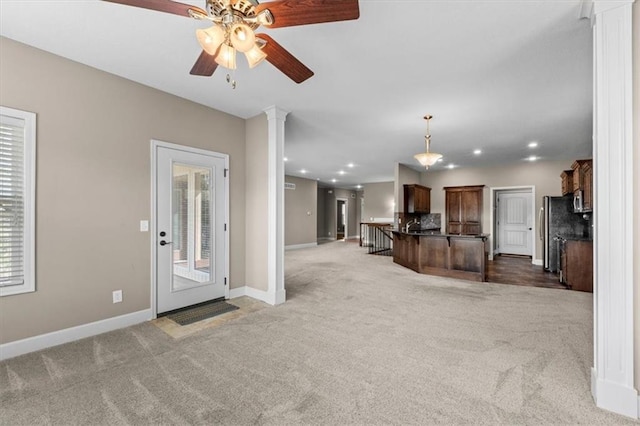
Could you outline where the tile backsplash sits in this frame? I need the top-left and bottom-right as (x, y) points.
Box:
(421, 213), (441, 230)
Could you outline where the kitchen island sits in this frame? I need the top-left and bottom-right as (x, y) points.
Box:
(392, 231), (489, 282)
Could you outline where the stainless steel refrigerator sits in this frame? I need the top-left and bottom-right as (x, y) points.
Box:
(539, 196), (588, 272)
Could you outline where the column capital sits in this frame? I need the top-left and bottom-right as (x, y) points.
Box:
(263, 105), (289, 122)
(592, 0), (634, 16)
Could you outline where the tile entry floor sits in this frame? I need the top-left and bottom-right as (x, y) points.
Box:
(153, 296), (268, 339)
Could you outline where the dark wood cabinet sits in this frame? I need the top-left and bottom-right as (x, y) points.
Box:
(393, 232), (488, 282)
(571, 159), (593, 212)
(444, 185), (484, 235)
(582, 162), (593, 211)
(564, 240), (593, 292)
(393, 232), (419, 270)
(560, 170), (574, 196)
(404, 184), (431, 214)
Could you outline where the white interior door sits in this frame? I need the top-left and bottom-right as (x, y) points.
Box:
(155, 144), (227, 314)
(496, 191), (532, 256)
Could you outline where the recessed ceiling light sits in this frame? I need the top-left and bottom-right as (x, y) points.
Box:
(528, 142), (538, 148)
(473, 149), (482, 155)
(447, 164), (455, 169)
(300, 169), (307, 174)
(528, 155), (538, 162)
(437, 158), (444, 162)
(331, 178), (337, 183)
(356, 184), (362, 189)
(347, 163), (355, 168)
(283, 157), (288, 162)
(338, 170), (345, 175)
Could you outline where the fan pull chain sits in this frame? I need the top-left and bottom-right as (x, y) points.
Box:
(225, 73), (237, 90)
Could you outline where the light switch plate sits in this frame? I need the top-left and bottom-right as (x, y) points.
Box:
(140, 220), (149, 232)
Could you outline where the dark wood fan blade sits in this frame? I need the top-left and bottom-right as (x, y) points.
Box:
(190, 50), (219, 76)
(102, 0), (206, 18)
(256, 34), (314, 83)
(255, 0), (359, 28)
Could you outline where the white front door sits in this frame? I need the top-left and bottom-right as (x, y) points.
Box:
(496, 191), (532, 256)
(154, 143), (227, 314)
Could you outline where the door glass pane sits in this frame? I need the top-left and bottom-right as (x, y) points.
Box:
(171, 163), (214, 291)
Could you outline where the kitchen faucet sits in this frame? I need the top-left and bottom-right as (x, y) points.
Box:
(404, 218), (419, 232)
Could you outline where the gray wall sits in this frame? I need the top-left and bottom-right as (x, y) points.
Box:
(420, 159), (572, 262)
(355, 190), (364, 225)
(318, 187), (358, 239)
(336, 188), (358, 238)
(362, 182), (395, 222)
(0, 37), (247, 344)
(316, 187), (327, 239)
(245, 114), (268, 291)
(284, 175), (317, 246)
(395, 163), (422, 214)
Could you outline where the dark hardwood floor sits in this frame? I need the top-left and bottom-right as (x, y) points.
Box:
(487, 254), (567, 289)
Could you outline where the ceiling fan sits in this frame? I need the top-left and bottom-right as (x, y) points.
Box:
(103, 0), (360, 84)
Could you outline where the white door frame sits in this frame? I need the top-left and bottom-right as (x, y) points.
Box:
(150, 139), (230, 318)
(335, 197), (348, 239)
(489, 186), (536, 264)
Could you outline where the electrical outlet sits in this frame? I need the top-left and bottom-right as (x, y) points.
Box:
(112, 290), (123, 304)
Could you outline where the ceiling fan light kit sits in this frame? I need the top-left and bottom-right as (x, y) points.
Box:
(230, 23), (256, 52)
(103, 0), (360, 84)
(214, 43), (237, 69)
(195, 26), (225, 55)
(414, 115), (443, 169)
(245, 42), (268, 68)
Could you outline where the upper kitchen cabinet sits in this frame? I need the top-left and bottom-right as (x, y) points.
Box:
(404, 184), (431, 214)
(444, 185), (484, 235)
(560, 170), (574, 196)
(571, 159), (593, 212)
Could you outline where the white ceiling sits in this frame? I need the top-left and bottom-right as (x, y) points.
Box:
(0, 0), (593, 188)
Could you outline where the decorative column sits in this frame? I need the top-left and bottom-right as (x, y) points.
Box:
(590, 0), (638, 419)
(264, 106), (288, 305)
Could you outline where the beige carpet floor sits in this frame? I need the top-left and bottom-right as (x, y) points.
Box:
(1, 241), (638, 425)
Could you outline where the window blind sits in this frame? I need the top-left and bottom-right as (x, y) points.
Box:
(0, 117), (26, 287)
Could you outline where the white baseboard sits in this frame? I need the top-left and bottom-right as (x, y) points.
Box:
(229, 286), (285, 306)
(532, 258), (542, 266)
(285, 242), (317, 251)
(0, 309), (152, 361)
(591, 368), (639, 418)
(228, 286), (246, 299)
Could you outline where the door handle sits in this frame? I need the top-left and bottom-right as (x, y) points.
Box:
(538, 208), (544, 241)
(159, 240), (173, 246)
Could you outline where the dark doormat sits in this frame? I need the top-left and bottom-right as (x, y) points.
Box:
(164, 300), (239, 326)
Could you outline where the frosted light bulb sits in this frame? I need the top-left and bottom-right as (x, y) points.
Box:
(214, 43), (237, 70)
(230, 23), (256, 53)
(196, 26), (224, 56)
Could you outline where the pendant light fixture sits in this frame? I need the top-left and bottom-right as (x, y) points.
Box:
(414, 115), (443, 169)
